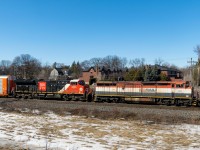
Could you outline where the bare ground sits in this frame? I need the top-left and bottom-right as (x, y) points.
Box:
(0, 98), (200, 124)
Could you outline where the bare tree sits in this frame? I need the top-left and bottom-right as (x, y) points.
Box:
(38, 63), (52, 80)
(80, 56), (127, 71)
(12, 54), (41, 79)
(90, 58), (103, 67)
(194, 45), (200, 62)
(120, 57), (128, 69)
(129, 58), (145, 68)
(102, 56), (113, 68)
(80, 60), (91, 70)
(101, 55), (127, 69)
(155, 58), (164, 66)
(0, 60), (11, 74)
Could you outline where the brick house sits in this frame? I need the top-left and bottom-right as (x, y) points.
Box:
(80, 66), (125, 84)
(157, 66), (182, 80)
(80, 65), (182, 83)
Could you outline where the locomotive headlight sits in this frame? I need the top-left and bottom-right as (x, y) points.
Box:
(79, 88), (83, 92)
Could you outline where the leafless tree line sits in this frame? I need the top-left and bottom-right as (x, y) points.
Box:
(0, 53), (180, 80)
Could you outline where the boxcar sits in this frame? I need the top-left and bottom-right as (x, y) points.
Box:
(0, 75), (16, 97)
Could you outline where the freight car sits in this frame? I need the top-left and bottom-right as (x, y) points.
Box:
(0, 75), (15, 97)
(94, 80), (194, 106)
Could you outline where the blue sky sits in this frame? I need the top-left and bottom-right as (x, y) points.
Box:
(0, 0), (200, 67)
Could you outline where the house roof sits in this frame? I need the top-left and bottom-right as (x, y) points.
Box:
(55, 68), (64, 75)
(151, 65), (181, 73)
(83, 66), (124, 73)
(82, 67), (101, 72)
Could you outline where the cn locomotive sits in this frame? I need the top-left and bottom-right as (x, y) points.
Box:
(14, 78), (93, 101)
(0, 75), (198, 106)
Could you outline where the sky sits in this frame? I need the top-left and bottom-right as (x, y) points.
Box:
(0, 0), (200, 68)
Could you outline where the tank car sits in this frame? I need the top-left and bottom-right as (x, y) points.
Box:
(94, 80), (193, 106)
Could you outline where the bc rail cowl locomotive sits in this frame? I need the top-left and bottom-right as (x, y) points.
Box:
(94, 80), (193, 106)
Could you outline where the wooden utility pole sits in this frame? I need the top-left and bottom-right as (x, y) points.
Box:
(187, 58), (197, 85)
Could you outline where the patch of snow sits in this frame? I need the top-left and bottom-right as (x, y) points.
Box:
(0, 110), (200, 149)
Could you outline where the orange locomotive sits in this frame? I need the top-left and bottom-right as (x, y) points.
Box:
(58, 79), (93, 101)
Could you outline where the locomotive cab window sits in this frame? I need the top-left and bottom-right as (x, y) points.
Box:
(78, 80), (85, 86)
(176, 84), (184, 88)
(70, 82), (77, 85)
(185, 81), (190, 87)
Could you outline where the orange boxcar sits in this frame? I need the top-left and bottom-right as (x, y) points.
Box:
(0, 75), (16, 97)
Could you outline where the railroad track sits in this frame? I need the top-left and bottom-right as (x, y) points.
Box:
(0, 97), (199, 111)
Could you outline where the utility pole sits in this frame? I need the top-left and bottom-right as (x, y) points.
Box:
(187, 58), (197, 86)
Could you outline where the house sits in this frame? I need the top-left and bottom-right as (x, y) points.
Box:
(49, 68), (69, 80)
(157, 65), (182, 80)
(80, 66), (125, 84)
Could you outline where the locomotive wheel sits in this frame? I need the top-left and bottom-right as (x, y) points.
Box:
(166, 101), (171, 106)
(63, 95), (69, 101)
(175, 100), (181, 106)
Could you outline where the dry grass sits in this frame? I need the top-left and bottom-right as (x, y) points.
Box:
(1, 99), (200, 126)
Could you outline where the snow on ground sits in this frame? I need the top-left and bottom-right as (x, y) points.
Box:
(0, 108), (200, 150)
